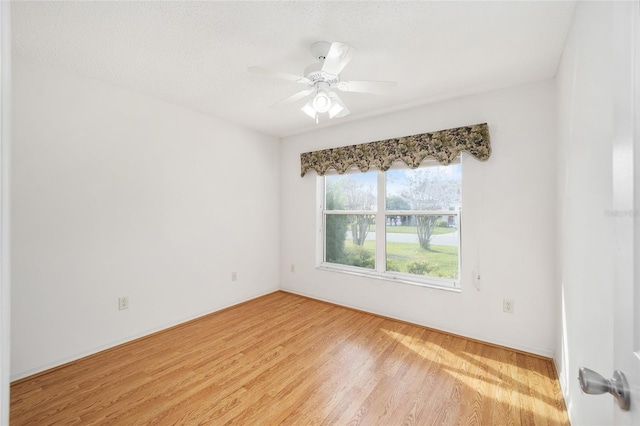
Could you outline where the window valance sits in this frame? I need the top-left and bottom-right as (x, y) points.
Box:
(300, 123), (491, 177)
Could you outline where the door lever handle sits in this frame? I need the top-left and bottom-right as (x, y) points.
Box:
(578, 367), (630, 411)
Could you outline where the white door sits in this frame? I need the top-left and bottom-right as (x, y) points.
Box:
(0, 2), (8, 424)
(612, 0), (640, 423)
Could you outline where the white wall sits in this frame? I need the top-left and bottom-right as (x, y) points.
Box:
(555, 2), (615, 424)
(280, 80), (557, 356)
(11, 57), (280, 380)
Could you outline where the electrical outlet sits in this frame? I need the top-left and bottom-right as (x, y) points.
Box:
(119, 296), (129, 311)
(231, 272), (237, 281)
(291, 264), (295, 273)
(503, 298), (514, 313)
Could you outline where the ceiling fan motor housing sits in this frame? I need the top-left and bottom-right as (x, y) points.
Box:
(305, 41), (342, 88)
(304, 62), (339, 87)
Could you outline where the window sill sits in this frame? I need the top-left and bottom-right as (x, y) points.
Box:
(316, 265), (462, 293)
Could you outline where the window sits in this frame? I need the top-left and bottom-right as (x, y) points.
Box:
(321, 161), (462, 289)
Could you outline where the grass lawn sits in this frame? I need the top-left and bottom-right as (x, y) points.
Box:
(343, 239), (458, 279)
(386, 242), (458, 279)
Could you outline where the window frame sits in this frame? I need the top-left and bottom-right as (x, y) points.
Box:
(317, 161), (462, 291)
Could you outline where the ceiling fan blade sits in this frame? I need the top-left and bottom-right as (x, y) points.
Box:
(248, 66), (311, 85)
(270, 89), (314, 109)
(338, 80), (399, 94)
(321, 42), (355, 76)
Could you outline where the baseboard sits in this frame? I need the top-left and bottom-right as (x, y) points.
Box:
(280, 288), (555, 359)
(10, 288), (280, 383)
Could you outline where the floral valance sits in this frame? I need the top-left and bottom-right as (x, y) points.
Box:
(300, 123), (491, 177)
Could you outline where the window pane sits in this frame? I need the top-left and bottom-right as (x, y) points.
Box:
(386, 214), (459, 279)
(386, 165), (461, 281)
(325, 214), (375, 269)
(386, 165), (461, 211)
(326, 172), (377, 211)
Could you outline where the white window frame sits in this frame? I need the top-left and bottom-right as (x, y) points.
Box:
(316, 161), (462, 291)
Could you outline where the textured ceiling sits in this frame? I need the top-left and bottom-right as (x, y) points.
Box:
(11, 1), (576, 137)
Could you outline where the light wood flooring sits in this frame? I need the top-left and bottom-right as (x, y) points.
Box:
(11, 291), (569, 425)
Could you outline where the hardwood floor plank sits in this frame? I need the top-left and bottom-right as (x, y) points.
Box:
(389, 330), (450, 424)
(10, 291), (569, 425)
(456, 340), (488, 426)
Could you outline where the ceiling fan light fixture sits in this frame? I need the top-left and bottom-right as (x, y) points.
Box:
(312, 90), (332, 113)
(301, 100), (317, 119)
(328, 93), (349, 119)
(328, 101), (344, 119)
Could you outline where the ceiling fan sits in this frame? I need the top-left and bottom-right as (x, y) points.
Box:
(248, 41), (398, 122)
